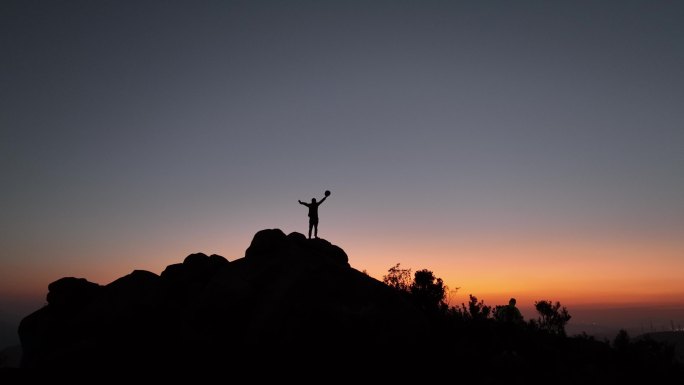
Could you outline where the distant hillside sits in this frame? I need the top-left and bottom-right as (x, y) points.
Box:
(639, 331), (684, 362)
(0, 314), (20, 350)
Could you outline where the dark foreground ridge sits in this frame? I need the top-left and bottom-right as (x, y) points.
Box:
(18, 229), (428, 368)
(15, 230), (684, 380)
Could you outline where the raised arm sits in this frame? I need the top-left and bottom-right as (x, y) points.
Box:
(318, 196), (327, 205)
(298, 200), (309, 207)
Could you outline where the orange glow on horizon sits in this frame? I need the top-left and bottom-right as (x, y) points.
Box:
(2, 229), (683, 316)
(347, 233), (684, 309)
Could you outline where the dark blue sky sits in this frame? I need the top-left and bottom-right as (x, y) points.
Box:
(2, 1), (683, 315)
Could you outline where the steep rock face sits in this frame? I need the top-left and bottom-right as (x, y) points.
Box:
(18, 230), (428, 368)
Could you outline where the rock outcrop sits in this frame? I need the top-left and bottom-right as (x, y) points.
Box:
(18, 229), (428, 368)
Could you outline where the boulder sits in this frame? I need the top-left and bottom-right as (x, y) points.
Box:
(18, 229), (427, 368)
(46, 277), (102, 311)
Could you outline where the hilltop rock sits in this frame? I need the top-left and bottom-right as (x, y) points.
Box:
(18, 230), (427, 368)
(46, 277), (102, 311)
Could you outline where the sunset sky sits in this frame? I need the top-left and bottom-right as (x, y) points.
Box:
(2, 1), (683, 327)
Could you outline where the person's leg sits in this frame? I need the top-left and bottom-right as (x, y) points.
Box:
(314, 223), (318, 238)
(308, 222), (313, 239)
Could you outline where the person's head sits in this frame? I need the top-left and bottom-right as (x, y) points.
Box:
(311, 198), (316, 203)
(509, 298), (517, 306)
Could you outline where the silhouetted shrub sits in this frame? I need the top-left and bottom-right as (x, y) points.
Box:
(382, 263), (412, 293)
(531, 300), (571, 336)
(614, 329), (630, 350)
(410, 269), (448, 314)
(383, 265), (448, 315)
(457, 295), (492, 321)
(378, 264), (683, 380)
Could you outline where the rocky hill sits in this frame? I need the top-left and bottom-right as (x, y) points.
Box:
(18, 229), (428, 368)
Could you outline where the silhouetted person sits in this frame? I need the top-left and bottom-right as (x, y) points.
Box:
(298, 195), (328, 239)
(496, 297), (523, 323)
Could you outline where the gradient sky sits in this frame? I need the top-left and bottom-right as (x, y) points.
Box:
(2, 1), (683, 324)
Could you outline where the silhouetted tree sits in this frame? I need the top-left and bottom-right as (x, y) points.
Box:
(410, 269), (448, 313)
(458, 295), (491, 321)
(531, 300), (571, 335)
(382, 263), (412, 293)
(378, 265), (683, 380)
(613, 329), (630, 350)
